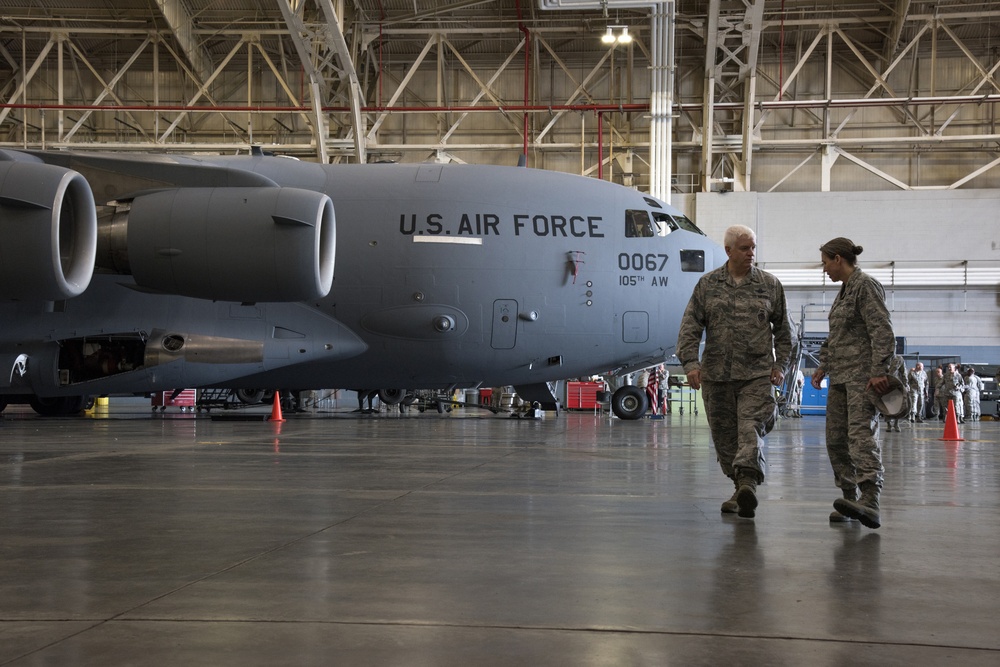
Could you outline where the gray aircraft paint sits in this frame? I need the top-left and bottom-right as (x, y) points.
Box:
(0, 150), (723, 417)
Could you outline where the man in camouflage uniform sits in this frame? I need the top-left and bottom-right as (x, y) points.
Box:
(677, 225), (793, 519)
(931, 366), (946, 420)
(907, 362), (927, 423)
(942, 363), (965, 423)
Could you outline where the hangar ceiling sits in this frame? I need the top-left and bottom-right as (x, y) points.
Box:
(2, 0), (1000, 194)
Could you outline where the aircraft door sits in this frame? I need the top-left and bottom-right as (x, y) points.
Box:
(491, 299), (518, 349)
(623, 311), (649, 343)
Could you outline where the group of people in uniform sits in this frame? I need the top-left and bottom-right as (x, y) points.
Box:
(677, 226), (900, 530)
(909, 363), (987, 424)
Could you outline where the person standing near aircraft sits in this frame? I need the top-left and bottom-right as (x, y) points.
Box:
(677, 225), (793, 519)
(811, 238), (897, 529)
(965, 368), (984, 421)
(907, 362), (927, 423)
(942, 363), (966, 423)
(656, 364), (670, 415)
(931, 366), (946, 419)
(789, 368), (805, 417)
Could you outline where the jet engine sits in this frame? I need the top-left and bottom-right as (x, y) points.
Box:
(0, 161), (97, 300)
(98, 186), (335, 302)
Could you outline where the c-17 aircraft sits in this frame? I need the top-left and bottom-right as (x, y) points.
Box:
(0, 148), (722, 419)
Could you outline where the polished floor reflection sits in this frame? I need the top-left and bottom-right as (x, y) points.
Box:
(1, 403), (998, 666)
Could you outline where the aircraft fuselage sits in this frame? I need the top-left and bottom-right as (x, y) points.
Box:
(0, 152), (722, 406)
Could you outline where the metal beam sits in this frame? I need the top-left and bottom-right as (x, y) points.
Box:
(315, 0), (367, 162)
(153, 0), (215, 82)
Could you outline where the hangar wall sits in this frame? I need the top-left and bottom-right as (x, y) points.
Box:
(675, 190), (1000, 362)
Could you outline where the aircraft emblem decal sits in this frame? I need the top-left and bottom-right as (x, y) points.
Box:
(10, 353), (28, 383)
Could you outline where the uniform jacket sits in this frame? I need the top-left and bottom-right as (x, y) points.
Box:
(942, 370), (965, 394)
(676, 263), (793, 382)
(907, 369), (928, 393)
(818, 268), (897, 385)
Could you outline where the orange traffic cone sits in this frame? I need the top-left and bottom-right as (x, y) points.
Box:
(269, 390), (285, 422)
(940, 399), (963, 441)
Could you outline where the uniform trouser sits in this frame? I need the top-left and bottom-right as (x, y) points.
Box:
(701, 377), (776, 484)
(826, 382), (884, 491)
(789, 387), (803, 414)
(968, 396), (981, 420)
(908, 390), (924, 420)
(950, 390), (964, 418)
(937, 393), (951, 419)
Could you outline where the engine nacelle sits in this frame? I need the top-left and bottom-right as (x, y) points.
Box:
(101, 187), (335, 302)
(0, 161), (97, 300)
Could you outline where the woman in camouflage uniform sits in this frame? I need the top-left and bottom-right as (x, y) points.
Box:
(811, 238), (898, 529)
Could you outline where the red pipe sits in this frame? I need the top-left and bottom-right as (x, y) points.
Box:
(0, 102), (651, 113)
(8, 94), (990, 113)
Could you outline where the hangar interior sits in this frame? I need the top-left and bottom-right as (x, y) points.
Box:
(1, 2), (1000, 666)
(1, 0), (997, 360)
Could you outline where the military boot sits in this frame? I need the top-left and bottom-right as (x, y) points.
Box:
(735, 474), (758, 518)
(829, 487), (858, 523)
(721, 481), (739, 514)
(833, 481), (881, 529)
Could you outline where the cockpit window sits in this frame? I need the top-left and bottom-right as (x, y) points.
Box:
(652, 212), (678, 233)
(671, 214), (705, 235)
(627, 209), (706, 238)
(625, 209), (656, 238)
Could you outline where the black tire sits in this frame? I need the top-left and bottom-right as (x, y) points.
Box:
(378, 388), (406, 405)
(235, 388), (266, 405)
(29, 395), (88, 416)
(611, 386), (649, 420)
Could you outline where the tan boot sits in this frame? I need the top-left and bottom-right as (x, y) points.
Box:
(721, 483), (739, 514)
(829, 487), (858, 523)
(833, 481), (881, 529)
(735, 475), (758, 518)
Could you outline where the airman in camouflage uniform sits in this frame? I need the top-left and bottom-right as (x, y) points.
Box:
(942, 363), (965, 423)
(677, 225), (793, 520)
(907, 362), (927, 423)
(965, 368), (984, 421)
(812, 238), (897, 529)
(931, 367), (946, 419)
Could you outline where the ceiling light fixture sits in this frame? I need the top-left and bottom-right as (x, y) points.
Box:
(601, 25), (632, 45)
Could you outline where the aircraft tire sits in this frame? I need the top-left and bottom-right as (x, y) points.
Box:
(28, 395), (89, 416)
(611, 386), (649, 420)
(235, 388), (266, 405)
(378, 388), (406, 405)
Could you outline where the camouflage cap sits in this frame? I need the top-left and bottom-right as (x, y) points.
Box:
(867, 374), (910, 419)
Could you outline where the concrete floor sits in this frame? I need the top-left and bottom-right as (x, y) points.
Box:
(0, 402), (998, 666)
